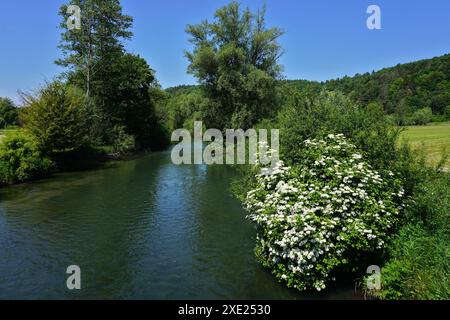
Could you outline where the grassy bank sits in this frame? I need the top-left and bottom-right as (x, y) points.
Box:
(399, 122), (450, 167)
(380, 171), (450, 299)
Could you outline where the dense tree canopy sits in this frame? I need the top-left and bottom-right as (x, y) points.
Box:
(284, 54), (450, 125)
(185, 2), (284, 129)
(56, 0), (133, 98)
(102, 53), (165, 149)
(323, 54), (450, 117)
(55, 0), (167, 149)
(0, 98), (18, 128)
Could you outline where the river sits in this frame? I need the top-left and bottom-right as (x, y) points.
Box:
(0, 150), (360, 299)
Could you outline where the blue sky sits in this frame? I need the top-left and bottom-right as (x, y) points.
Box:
(0, 0), (449, 101)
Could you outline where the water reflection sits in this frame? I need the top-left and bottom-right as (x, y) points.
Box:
(0, 151), (359, 299)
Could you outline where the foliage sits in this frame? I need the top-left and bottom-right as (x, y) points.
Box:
(57, 1), (168, 150)
(276, 91), (402, 172)
(407, 107), (433, 125)
(244, 135), (405, 291)
(321, 54), (450, 117)
(164, 89), (210, 132)
(56, 0), (133, 97)
(185, 1), (284, 129)
(110, 125), (135, 154)
(20, 82), (89, 155)
(444, 105), (450, 120)
(98, 53), (165, 149)
(165, 85), (199, 96)
(0, 131), (53, 184)
(0, 98), (18, 128)
(233, 90), (422, 204)
(380, 172), (450, 299)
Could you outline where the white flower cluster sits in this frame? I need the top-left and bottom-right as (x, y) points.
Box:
(245, 134), (405, 291)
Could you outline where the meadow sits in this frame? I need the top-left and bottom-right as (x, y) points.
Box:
(399, 122), (450, 168)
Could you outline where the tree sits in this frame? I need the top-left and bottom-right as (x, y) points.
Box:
(56, 0), (133, 99)
(56, 1), (168, 149)
(165, 89), (210, 132)
(102, 53), (164, 149)
(409, 107), (433, 125)
(21, 82), (89, 154)
(0, 98), (18, 128)
(185, 2), (284, 129)
(56, 0), (134, 143)
(395, 98), (413, 126)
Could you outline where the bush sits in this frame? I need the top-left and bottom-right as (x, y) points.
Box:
(380, 173), (450, 299)
(276, 91), (402, 172)
(431, 114), (447, 123)
(20, 82), (89, 154)
(111, 125), (135, 154)
(407, 107), (433, 125)
(0, 131), (53, 184)
(244, 135), (405, 291)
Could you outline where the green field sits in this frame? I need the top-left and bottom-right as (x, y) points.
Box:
(399, 122), (450, 168)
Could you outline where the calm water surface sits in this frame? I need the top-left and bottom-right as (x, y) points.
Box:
(0, 150), (360, 299)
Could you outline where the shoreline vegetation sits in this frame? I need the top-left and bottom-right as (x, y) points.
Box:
(0, 1), (449, 300)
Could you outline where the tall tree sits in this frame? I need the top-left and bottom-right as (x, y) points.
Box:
(56, 0), (133, 98)
(103, 53), (164, 149)
(185, 2), (284, 129)
(56, 0), (133, 143)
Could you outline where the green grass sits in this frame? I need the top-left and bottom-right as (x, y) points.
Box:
(399, 122), (450, 168)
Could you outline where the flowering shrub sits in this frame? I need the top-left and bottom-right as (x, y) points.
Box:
(244, 134), (405, 291)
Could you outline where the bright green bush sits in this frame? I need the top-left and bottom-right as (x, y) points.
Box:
(244, 135), (405, 291)
(408, 107), (433, 125)
(380, 173), (450, 299)
(20, 82), (89, 154)
(276, 91), (402, 172)
(0, 131), (53, 184)
(111, 125), (135, 154)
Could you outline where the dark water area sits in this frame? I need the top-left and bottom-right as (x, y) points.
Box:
(0, 150), (360, 299)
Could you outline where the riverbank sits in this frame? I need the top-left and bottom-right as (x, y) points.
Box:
(0, 127), (162, 188)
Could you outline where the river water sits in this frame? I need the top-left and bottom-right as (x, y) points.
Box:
(0, 150), (359, 299)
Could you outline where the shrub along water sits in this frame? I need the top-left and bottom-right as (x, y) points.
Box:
(244, 135), (405, 291)
(380, 172), (450, 299)
(0, 131), (53, 185)
(232, 88), (443, 297)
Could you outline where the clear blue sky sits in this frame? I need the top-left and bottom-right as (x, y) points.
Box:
(0, 0), (449, 101)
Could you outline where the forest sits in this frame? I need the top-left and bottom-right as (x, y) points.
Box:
(165, 53), (450, 130)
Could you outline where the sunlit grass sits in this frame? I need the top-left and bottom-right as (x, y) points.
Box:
(399, 122), (450, 168)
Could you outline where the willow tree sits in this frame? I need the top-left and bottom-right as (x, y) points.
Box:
(186, 2), (284, 129)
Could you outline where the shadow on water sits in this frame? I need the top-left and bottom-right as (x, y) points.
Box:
(0, 150), (361, 299)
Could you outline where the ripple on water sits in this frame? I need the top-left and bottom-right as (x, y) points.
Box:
(0, 153), (360, 299)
